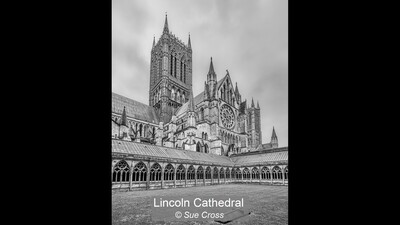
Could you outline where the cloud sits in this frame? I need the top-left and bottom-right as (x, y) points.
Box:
(112, 0), (288, 147)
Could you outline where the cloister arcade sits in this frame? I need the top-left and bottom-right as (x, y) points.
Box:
(112, 159), (288, 191)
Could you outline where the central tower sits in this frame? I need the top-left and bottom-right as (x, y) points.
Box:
(149, 14), (193, 123)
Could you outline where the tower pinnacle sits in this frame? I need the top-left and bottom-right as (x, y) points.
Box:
(163, 13), (169, 33)
(188, 33), (191, 49)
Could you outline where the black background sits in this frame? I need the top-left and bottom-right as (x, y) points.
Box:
(5, 0), (394, 224)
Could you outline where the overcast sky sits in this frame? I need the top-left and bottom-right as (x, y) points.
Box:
(112, 0), (288, 147)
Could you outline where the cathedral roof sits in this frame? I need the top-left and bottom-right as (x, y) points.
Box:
(112, 139), (235, 166)
(112, 92), (160, 124)
(230, 147), (288, 166)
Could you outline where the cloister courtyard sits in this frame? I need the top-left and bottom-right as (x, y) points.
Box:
(112, 184), (288, 225)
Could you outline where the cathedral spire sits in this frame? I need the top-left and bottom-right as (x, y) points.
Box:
(257, 101), (260, 109)
(209, 57), (214, 74)
(120, 106), (127, 126)
(163, 13), (169, 33)
(188, 33), (191, 49)
(271, 126), (278, 147)
(251, 97), (255, 108)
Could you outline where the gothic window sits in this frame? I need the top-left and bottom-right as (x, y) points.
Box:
(150, 163), (162, 181)
(235, 168), (242, 179)
(243, 168), (250, 180)
(197, 166), (204, 179)
(220, 104), (235, 129)
(199, 108), (204, 121)
(225, 168), (230, 179)
(252, 167), (259, 179)
(204, 144), (209, 153)
(205, 166), (211, 179)
(139, 124), (143, 137)
(196, 142), (201, 152)
(112, 160), (130, 183)
(219, 168), (225, 179)
(184, 66), (187, 82)
(164, 164), (175, 181)
(174, 56), (177, 78)
(176, 164), (186, 180)
(272, 166), (281, 180)
(231, 168), (235, 179)
(284, 167), (288, 180)
(180, 61), (183, 81)
(261, 167), (270, 179)
(132, 162), (147, 181)
(170, 54), (173, 76)
(213, 167), (219, 179)
(187, 165), (195, 180)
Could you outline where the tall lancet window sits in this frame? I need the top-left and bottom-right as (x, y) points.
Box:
(174, 56), (177, 78)
(183, 64), (186, 83)
(180, 61), (183, 81)
(170, 54), (173, 76)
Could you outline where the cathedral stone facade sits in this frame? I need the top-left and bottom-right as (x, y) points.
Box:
(112, 15), (287, 190)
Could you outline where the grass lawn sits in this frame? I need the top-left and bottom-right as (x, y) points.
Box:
(112, 184), (288, 225)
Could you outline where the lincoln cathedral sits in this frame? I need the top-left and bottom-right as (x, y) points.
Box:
(112, 15), (288, 190)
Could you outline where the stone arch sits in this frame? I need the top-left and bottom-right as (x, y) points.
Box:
(272, 166), (282, 180)
(225, 168), (230, 179)
(197, 166), (204, 179)
(284, 166), (288, 180)
(196, 142), (202, 152)
(235, 168), (242, 179)
(112, 160), (130, 182)
(150, 163), (162, 181)
(132, 161), (147, 181)
(220, 167), (225, 179)
(176, 164), (186, 180)
(187, 165), (195, 180)
(164, 164), (175, 181)
(205, 166), (212, 179)
(213, 167), (219, 179)
(204, 144), (209, 153)
(251, 167), (260, 179)
(243, 167), (250, 180)
(261, 166), (271, 179)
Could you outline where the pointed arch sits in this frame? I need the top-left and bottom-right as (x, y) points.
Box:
(272, 166), (282, 180)
(204, 144), (209, 153)
(187, 165), (195, 180)
(176, 164), (186, 180)
(251, 167), (260, 179)
(197, 166), (204, 180)
(112, 160), (130, 182)
(132, 162), (147, 181)
(196, 142), (201, 152)
(150, 163), (162, 181)
(164, 164), (175, 181)
(205, 166), (212, 179)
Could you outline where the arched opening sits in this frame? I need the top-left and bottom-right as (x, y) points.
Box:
(235, 168), (242, 180)
(243, 168), (250, 180)
(132, 162), (147, 181)
(176, 164), (186, 180)
(150, 163), (162, 181)
(204, 144), (209, 153)
(225, 168), (230, 179)
(284, 166), (288, 180)
(205, 166), (212, 179)
(164, 164), (175, 181)
(187, 165), (195, 180)
(196, 142), (201, 152)
(213, 167), (219, 179)
(112, 160), (130, 183)
(197, 166), (204, 180)
(261, 167), (270, 180)
(252, 167), (259, 179)
(272, 166), (282, 181)
(220, 168), (225, 180)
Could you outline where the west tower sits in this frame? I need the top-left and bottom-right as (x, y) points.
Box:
(149, 14), (193, 123)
